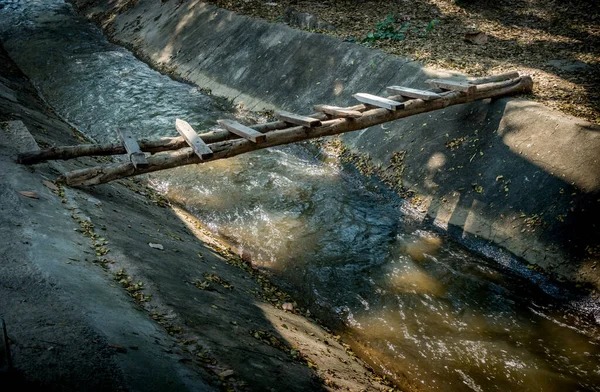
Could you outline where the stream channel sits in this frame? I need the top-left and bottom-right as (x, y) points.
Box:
(1, 1), (600, 390)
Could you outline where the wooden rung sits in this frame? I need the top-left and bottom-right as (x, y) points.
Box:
(468, 71), (520, 85)
(218, 119), (266, 144)
(313, 105), (362, 118)
(425, 79), (476, 94)
(353, 93), (404, 110)
(117, 129), (148, 168)
(386, 86), (441, 101)
(275, 110), (321, 128)
(175, 119), (214, 160)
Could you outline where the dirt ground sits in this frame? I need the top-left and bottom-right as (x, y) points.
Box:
(205, 0), (600, 123)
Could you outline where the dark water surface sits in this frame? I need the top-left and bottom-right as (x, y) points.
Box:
(1, 1), (599, 390)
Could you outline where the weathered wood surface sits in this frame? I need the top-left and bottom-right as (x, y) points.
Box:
(426, 79), (477, 94)
(468, 71), (520, 85)
(353, 93), (405, 110)
(175, 119), (213, 160)
(218, 119), (267, 144)
(117, 129), (148, 168)
(386, 86), (441, 101)
(275, 110), (321, 127)
(313, 105), (363, 118)
(61, 76), (532, 187)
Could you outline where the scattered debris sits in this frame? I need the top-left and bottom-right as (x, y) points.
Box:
(445, 136), (467, 151)
(41, 180), (58, 191)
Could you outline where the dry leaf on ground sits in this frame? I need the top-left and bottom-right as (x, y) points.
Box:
(18, 191), (39, 199)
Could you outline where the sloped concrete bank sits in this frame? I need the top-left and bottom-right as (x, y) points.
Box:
(0, 42), (386, 391)
(70, 0), (600, 291)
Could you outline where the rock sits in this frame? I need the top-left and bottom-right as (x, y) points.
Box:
(282, 302), (294, 311)
(283, 8), (336, 31)
(148, 243), (164, 250)
(547, 59), (590, 73)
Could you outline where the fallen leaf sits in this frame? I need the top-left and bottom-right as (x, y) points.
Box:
(18, 191), (39, 199)
(148, 243), (164, 250)
(42, 180), (59, 191)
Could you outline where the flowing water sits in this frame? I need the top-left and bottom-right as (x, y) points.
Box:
(1, 1), (600, 390)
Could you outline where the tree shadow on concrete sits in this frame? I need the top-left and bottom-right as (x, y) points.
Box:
(76, 182), (331, 391)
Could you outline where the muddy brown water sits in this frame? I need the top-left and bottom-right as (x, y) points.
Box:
(1, 1), (600, 390)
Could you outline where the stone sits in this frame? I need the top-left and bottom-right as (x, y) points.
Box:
(547, 59), (590, 72)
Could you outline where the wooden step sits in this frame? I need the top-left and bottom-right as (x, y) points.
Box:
(353, 93), (404, 110)
(117, 129), (148, 168)
(386, 86), (441, 101)
(425, 79), (476, 94)
(275, 110), (321, 127)
(175, 119), (214, 160)
(313, 105), (362, 118)
(218, 119), (267, 144)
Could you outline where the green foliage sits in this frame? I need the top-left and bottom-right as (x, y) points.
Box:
(363, 14), (440, 43)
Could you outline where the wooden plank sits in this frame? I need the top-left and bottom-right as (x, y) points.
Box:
(313, 105), (362, 118)
(217, 119), (267, 144)
(468, 71), (520, 85)
(353, 93), (404, 110)
(425, 79), (476, 94)
(274, 110), (321, 127)
(117, 129), (148, 168)
(386, 86), (441, 101)
(175, 119), (214, 160)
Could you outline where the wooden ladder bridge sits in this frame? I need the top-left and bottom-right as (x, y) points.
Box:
(17, 72), (532, 186)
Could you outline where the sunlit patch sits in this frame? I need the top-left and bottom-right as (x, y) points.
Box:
(403, 235), (442, 262)
(388, 264), (446, 296)
(333, 80), (344, 96)
(427, 152), (446, 170)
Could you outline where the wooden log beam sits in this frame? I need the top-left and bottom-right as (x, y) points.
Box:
(468, 71), (520, 85)
(60, 76), (532, 187)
